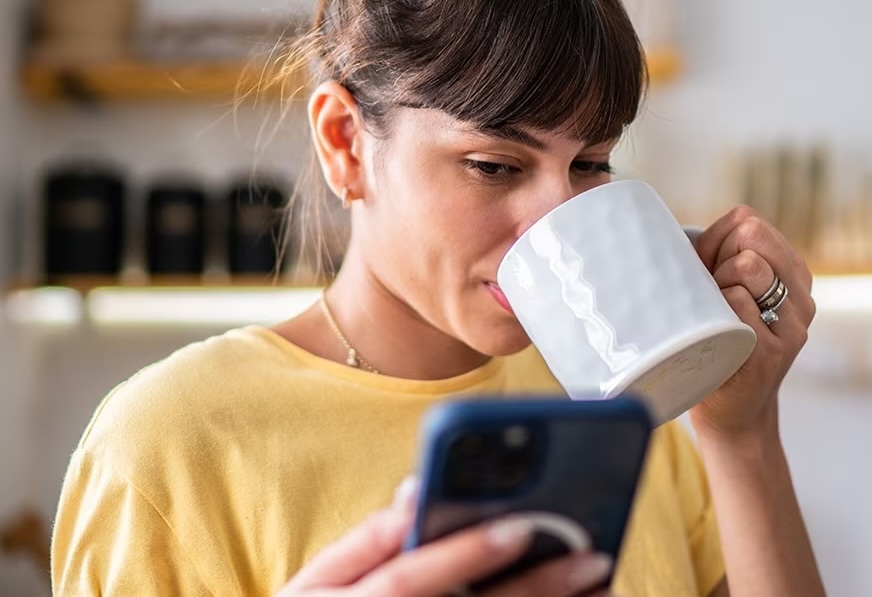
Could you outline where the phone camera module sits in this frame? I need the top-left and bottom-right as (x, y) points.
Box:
(443, 426), (540, 499)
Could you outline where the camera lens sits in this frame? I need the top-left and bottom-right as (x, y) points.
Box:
(459, 434), (485, 457)
(503, 425), (529, 448)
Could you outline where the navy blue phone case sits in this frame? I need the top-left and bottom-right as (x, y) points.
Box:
(406, 395), (652, 591)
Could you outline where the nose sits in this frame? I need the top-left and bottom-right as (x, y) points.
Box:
(514, 179), (576, 238)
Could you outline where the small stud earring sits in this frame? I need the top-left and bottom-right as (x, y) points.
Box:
(340, 187), (352, 210)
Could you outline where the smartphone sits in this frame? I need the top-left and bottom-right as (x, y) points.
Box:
(405, 395), (652, 592)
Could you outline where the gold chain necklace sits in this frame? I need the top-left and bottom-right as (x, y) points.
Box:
(319, 293), (380, 374)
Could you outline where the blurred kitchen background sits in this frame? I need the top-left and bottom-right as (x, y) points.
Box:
(1, 0), (870, 594)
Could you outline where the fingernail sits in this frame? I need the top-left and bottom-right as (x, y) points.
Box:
(567, 553), (613, 590)
(378, 507), (413, 546)
(487, 517), (534, 550)
(392, 476), (418, 510)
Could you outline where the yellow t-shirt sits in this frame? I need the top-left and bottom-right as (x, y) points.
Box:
(51, 326), (724, 596)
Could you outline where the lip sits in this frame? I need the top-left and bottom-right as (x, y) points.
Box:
(485, 282), (514, 315)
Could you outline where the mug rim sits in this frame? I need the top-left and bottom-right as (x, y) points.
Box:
(497, 179), (661, 280)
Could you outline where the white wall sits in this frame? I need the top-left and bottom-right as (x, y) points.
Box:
(620, 0), (872, 215)
(3, 0), (872, 595)
(0, 0), (24, 527)
(0, 0), (25, 509)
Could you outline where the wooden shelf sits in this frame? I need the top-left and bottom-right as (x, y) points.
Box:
(20, 47), (681, 103)
(806, 261), (872, 277)
(19, 59), (303, 102)
(646, 47), (682, 84)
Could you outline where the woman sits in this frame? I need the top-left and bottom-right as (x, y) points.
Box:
(51, 0), (825, 595)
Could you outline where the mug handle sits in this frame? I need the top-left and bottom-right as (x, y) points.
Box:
(682, 225), (705, 248)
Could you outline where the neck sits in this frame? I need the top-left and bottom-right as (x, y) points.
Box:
(323, 247), (491, 380)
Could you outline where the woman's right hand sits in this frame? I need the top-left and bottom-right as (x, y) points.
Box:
(276, 482), (615, 597)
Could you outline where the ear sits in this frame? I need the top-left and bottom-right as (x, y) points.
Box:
(308, 82), (365, 202)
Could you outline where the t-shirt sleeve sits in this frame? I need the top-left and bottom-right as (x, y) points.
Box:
(51, 448), (214, 596)
(668, 422), (726, 596)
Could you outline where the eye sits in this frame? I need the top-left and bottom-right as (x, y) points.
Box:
(465, 160), (521, 179)
(572, 161), (614, 175)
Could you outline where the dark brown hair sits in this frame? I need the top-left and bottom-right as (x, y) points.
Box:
(267, 0), (647, 279)
(311, 0), (646, 142)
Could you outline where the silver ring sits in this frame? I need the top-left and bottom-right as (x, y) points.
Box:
(757, 279), (788, 312)
(756, 276), (781, 306)
(760, 284), (789, 325)
(448, 513), (591, 596)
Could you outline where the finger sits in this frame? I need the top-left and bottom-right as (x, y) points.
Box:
(713, 247), (815, 329)
(712, 218), (815, 324)
(712, 217), (806, 292)
(720, 285), (810, 390)
(358, 516), (535, 597)
(695, 206), (758, 272)
(721, 285), (806, 350)
(712, 250), (776, 300)
(290, 506), (411, 590)
(721, 285), (773, 339)
(695, 207), (810, 290)
(762, 297), (809, 348)
(482, 552), (612, 597)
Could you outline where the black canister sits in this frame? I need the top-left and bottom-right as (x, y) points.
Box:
(146, 185), (206, 276)
(227, 181), (286, 275)
(42, 163), (126, 280)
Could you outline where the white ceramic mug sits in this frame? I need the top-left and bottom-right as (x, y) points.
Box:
(496, 180), (757, 425)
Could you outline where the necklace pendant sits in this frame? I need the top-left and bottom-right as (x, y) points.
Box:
(346, 349), (359, 367)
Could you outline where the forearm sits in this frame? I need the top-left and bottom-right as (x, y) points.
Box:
(696, 416), (825, 597)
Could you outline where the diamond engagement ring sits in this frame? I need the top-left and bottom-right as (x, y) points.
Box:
(756, 276), (789, 325)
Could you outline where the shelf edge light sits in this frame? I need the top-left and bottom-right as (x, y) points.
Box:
(5, 287), (83, 325)
(810, 275), (872, 316)
(87, 287), (323, 326)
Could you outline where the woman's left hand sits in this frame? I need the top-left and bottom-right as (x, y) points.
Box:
(690, 206), (816, 438)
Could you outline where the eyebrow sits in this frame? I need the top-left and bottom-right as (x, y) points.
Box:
(474, 125), (549, 151)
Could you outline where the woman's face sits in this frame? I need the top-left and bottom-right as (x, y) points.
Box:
(355, 107), (617, 357)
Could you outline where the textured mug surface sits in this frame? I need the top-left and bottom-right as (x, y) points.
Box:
(497, 180), (757, 425)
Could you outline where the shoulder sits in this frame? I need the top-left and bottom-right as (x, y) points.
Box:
(77, 326), (301, 486)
